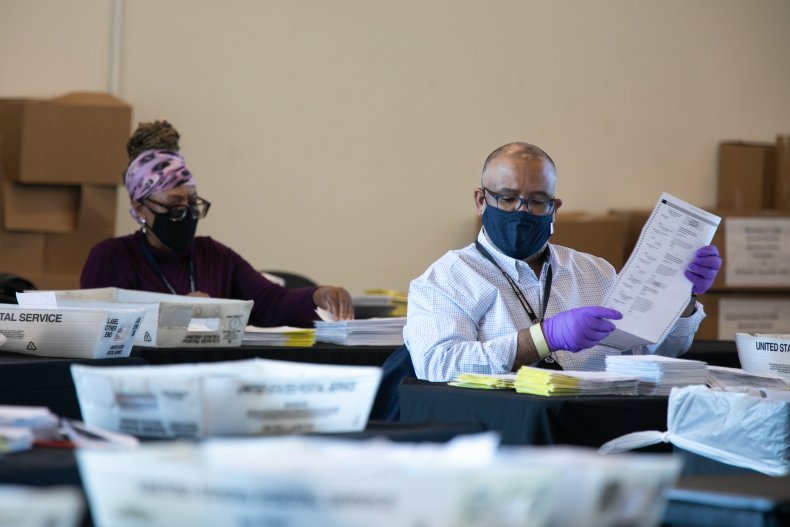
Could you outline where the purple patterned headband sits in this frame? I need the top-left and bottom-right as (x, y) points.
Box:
(125, 149), (196, 221)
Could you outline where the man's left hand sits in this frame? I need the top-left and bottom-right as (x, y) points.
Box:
(684, 245), (722, 295)
(313, 286), (355, 320)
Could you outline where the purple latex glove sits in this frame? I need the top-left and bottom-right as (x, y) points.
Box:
(684, 245), (721, 294)
(542, 306), (623, 352)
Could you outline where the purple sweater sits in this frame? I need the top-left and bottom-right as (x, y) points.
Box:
(80, 231), (319, 328)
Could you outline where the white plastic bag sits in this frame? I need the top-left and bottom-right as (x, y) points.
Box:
(600, 385), (790, 476)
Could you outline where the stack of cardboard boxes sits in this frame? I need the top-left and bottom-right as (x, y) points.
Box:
(692, 137), (790, 340)
(0, 92), (131, 290)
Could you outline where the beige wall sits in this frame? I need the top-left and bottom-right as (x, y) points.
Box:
(2, 0), (789, 293)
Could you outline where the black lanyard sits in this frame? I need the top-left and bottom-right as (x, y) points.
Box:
(138, 234), (196, 295)
(475, 240), (552, 323)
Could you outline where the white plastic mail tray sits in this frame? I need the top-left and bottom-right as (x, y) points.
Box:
(71, 359), (382, 438)
(28, 287), (253, 348)
(0, 303), (145, 359)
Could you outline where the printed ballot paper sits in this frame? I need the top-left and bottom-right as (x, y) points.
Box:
(71, 358), (381, 438)
(601, 193), (720, 350)
(76, 434), (681, 527)
(19, 288), (252, 348)
(0, 303), (144, 358)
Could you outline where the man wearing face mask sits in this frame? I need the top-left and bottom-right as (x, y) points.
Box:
(404, 142), (720, 382)
(81, 120), (354, 326)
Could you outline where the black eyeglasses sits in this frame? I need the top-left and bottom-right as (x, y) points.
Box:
(142, 196), (211, 222)
(481, 187), (556, 216)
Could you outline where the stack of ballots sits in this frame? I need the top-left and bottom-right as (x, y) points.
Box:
(605, 355), (708, 396)
(514, 366), (640, 396)
(314, 317), (406, 346)
(450, 372), (517, 390)
(243, 326), (316, 347)
(0, 405), (60, 453)
(71, 358), (381, 438)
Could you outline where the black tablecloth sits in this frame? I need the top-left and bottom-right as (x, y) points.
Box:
(0, 352), (148, 420)
(685, 339), (739, 368)
(398, 378), (670, 448)
(133, 343), (397, 366)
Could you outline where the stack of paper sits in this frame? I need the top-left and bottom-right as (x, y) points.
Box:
(365, 289), (407, 317)
(0, 405), (59, 453)
(707, 365), (790, 391)
(243, 326), (316, 347)
(514, 367), (640, 396)
(351, 295), (397, 319)
(449, 372), (516, 389)
(314, 317), (406, 346)
(605, 355), (709, 396)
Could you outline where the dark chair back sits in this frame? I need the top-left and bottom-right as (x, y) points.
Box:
(369, 344), (416, 422)
(0, 273), (36, 304)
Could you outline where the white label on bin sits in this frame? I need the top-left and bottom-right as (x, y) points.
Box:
(725, 218), (790, 287)
(718, 298), (790, 340)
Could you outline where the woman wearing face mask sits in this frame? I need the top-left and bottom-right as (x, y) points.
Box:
(80, 121), (353, 326)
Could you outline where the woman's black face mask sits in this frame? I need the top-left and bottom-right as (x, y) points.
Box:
(150, 211), (198, 251)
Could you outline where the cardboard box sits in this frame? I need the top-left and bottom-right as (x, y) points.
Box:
(0, 228), (45, 276)
(609, 209), (651, 264)
(552, 212), (628, 270)
(708, 209), (790, 291)
(24, 273), (81, 291)
(43, 228), (113, 275)
(696, 293), (790, 341)
(776, 135), (790, 210)
(1, 181), (80, 233)
(0, 304), (145, 358)
(0, 92), (131, 185)
(717, 142), (776, 210)
(77, 184), (118, 230)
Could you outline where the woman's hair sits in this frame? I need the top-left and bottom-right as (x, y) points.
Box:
(126, 120), (181, 162)
(123, 120), (181, 183)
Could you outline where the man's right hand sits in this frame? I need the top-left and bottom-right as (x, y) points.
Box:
(542, 306), (622, 352)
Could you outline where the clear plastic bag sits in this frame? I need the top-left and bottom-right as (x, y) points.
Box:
(600, 385), (790, 476)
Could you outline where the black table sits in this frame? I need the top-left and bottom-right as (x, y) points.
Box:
(133, 342), (397, 366)
(685, 339), (739, 368)
(0, 352), (148, 420)
(399, 378), (670, 448)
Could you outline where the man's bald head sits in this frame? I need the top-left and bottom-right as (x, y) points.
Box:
(481, 142), (556, 186)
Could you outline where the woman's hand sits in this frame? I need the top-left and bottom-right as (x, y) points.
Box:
(313, 286), (354, 320)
